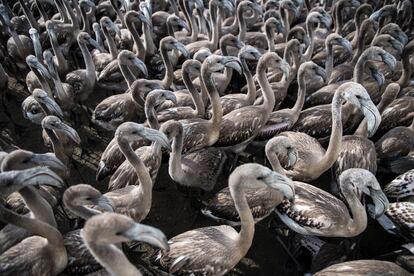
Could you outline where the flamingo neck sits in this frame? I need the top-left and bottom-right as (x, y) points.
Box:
(202, 66), (223, 140)
(241, 57), (256, 104)
(126, 20), (145, 60)
(257, 60), (275, 114)
(319, 91), (343, 171)
(169, 125), (185, 183)
(229, 179), (254, 256)
(340, 181), (368, 237)
(183, 68), (205, 117)
(79, 41), (96, 84)
(326, 43), (334, 80)
(291, 69), (306, 119)
(160, 45), (173, 89)
(85, 242), (141, 276)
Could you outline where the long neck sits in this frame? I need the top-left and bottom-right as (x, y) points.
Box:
(397, 48), (412, 88)
(257, 60), (275, 114)
(80, 5), (90, 33)
(183, 69), (204, 117)
(111, 0), (126, 27)
(334, 3), (344, 34)
(72, 0), (83, 29)
(18, 0), (39, 30)
(63, 0), (80, 30)
(209, 4), (219, 49)
(241, 57), (256, 104)
(351, 11), (364, 48)
(9, 29), (27, 58)
(326, 43), (334, 80)
(44, 128), (69, 166)
(49, 32), (67, 72)
(119, 63), (136, 88)
(168, 126), (185, 182)
(0, 204), (65, 256)
(19, 186), (57, 227)
(179, 0), (192, 33)
(145, 100), (160, 130)
(55, 0), (70, 23)
(79, 41), (96, 83)
(202, 66), (222, 138)
(126, 20), (145, 60)
(266, 148), (287, 175)
(143, 22), (156, 56)
(160, 45), (173, 89)
(85, 242), (141, 276)
(32, 37), (43, 63)
(32, 67), (53, 96)
(304, 20), (315, 61)
(237, 6), (247, 42)
(353, 54), (366, 83)
(102, 28), (118, 59)
(230, 182), (254, 256)
(117, 138), (152, 213)
(351, 25), (367, 65)
(265, 23), (276, 52)
(318, 91), (343, 170)
(290, 70), (306, 119)
(35, 0), (49, 22)
(281, 8), (290, 36)
(341, 182), (368, 236)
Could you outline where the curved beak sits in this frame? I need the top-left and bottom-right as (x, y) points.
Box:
(235, 38), (245, 49)
(287, 149), (298, 169)
(370, 188), (389, 219)
(369, 10), (382, 21)
(339, 38), (353, 55)
(320, 15), (332, 28)
(110, 22), (122, 38)
(96, 161), (112, 181)
(30, 153), (66, 173)
(280, 60), (291, 79)
(360, 100), (381, 137)
(391, 40), (404, 55)
(40, 95), (64, 119)
(142, 127), (172, 151)
(370, 68), (385, 88)
(178, 19), (190, 33)
(263, 171), (295, 202)
(174, 41), (190, 59)
(94, 195), (114, 212)
(137, 11), (151, 26)
(315, 66), (327, 83)
(87, 37), (105, 52)
(381, 52), (397, 73)
(252, 3), (263, 15)
(16, 167), (64, 189)
(397, 32), (408, 46)
(57, 122), (81, 145)
(132, 57), (148, 78)
(223, 57), (243, 75)
(122, 223), (169, 251)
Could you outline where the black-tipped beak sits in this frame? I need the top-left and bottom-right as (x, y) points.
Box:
(31, 153), (66, 173)
(122, 223), (170, 251)
(370, 189), (389, 219)
(96, 161), (112, 181)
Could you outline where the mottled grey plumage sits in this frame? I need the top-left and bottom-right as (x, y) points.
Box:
(333, 135), (377, 183)
(203, 186), (283, 225)
(384, 169), (414, 200)
(315, 260), (411, 275)
(108, 146), (161, 191)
